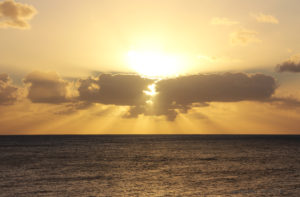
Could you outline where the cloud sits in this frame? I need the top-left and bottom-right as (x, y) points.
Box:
(4, 71), (278, 121)
(230, 28), (261, 46)
(24, 71), (71, 104)
(78, 74), (154, 106)
(251, 13), (279, 24)
(54, 102), (93, 115)
(276, 54), (300, 72)
(276, 61), (300, 73)
(269, 97), (300, 109)
(0, 73), (18, 105)
(130, 73), (277, 121)
(211, 17), (239, 26)
(0, 0), (37, 29)
(157, 73), (276, 103)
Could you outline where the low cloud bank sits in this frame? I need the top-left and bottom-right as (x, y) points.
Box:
(1, 71), (279, 120)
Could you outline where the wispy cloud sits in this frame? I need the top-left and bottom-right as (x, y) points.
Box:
(230, 28), (261, 46)
(251, 13), (279, 24)
(211, 17), (239, 26)
(0, 0), (37, 29)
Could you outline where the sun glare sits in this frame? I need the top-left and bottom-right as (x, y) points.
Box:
(144, 84), (157, 96)
(127, 50), (183, 78)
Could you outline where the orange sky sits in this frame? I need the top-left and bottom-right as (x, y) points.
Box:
(1, 0), (300, 134)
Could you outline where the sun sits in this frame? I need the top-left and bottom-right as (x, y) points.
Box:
(127, 50), (183, 78)
(143, 84), (157, 96)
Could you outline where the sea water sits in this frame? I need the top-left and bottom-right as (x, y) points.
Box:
(0, 135), (299, 196)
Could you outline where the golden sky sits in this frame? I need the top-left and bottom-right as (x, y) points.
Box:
(1, 0), (300, 134)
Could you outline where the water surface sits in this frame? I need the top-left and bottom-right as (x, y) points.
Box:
(0, 135), (299, 196)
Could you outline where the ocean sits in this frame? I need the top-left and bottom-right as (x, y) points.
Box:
(0, 135), (299, 196)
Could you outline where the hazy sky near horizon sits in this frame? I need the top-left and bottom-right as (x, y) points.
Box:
(1, 0), (300, 134)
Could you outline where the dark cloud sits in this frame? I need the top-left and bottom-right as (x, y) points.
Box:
(54, 102), (93, 115)
(78, 74), (154, 106)
(276, 61), (300, 73)
(156, 73), (276, 103)
(24, 71), (70, 104)
(0, 73), (18, 105)
(0, 0), (37, 29)
(128, 73), (277, 121)
(268, 97), (300, 109)
(4, 71), (278, 121)
(0, 70), (282, 123)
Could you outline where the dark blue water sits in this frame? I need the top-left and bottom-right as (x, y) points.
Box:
(0, 135), (299, 196)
